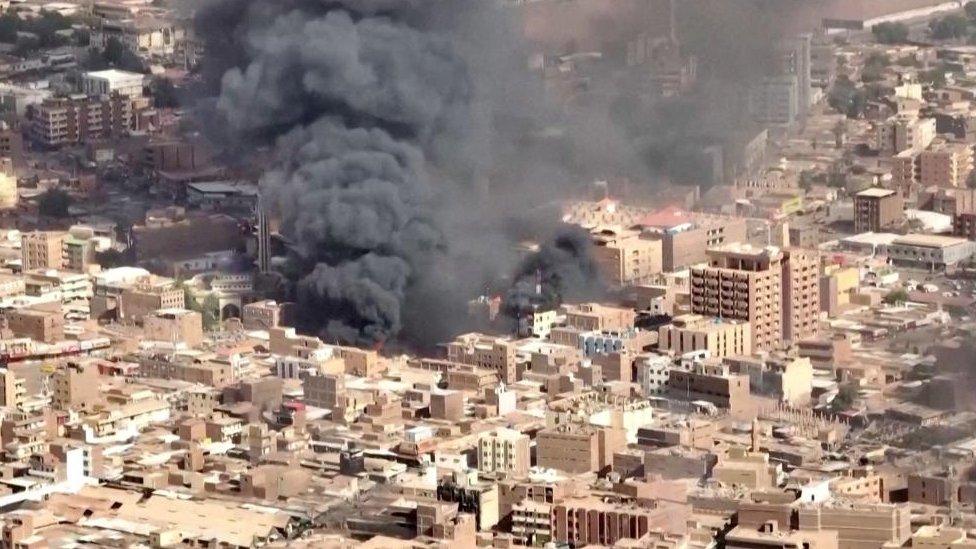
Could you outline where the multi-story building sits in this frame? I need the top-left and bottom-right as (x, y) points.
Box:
(81, 69), (145, 98)
(561, 303), (635, 332)
(0, 368), (25, 409)
(796, 503), (911, 549)
(52, 362), (101, 411)
(535, 424), (625, 474)
(143, 309), (204, 347)
(242, 300), (282, 330)
(875, 114), (936, 155)
(919, 143), (974, 188)
(477, 427), (531, 478)
(590, 228), (662, 286)
(118, 280), (185, 324)
(30, 93), (132, 148)
(690, 244), (783, 352)
(887, 234), (976, 271)
(20, 231), (64, 272)
(0, 157), (15, 209)
(749, 75), (799, 127)
(446, 333), (518, 384)
(668, 360), (752, 417)
(658, 314), (752, 358)
(656, 217), (749, 272)
(551, 496), (690, 547)
(782, 249), (820, 343)
(853, 188), (902, 233)
(5, 308), (63, 343)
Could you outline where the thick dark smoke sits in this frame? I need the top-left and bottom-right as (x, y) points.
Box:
(504, 228), (604, 319)
(196, 0), (795, 347)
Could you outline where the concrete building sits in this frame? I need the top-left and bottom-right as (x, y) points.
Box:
(0, 157), (15, 209)
(303, 373), (344, 411)
(5, 307), (63, 343)
(551, 497), (689, 547)
(887, 234), (976, 270)
(561, 303), (636, 332)
(853, 188), (902, 234)
(118, 281), (184, 324)
(782, 249), (821, 343)
(81, 70), (145, 98)
(536, 424), (625, 474)
(691, 244), (784, 352)
(446, 333), (518, 385)
(590, 228), (662, 286)
(0, 368), (25, 409)
(658, 314), (752, 358)
(658, 217), (749, 272)
(30, 93), (132, 148)
(668, 360), (752, 417)
(919, 143), (973, 188)
(52, 362), (101, 411)
(727, 523), (838, 549)
(727, 354), (814, 406)
(477, 427), (530, 478)
(242, 300), (282, 330)
(875, 114), (936, 155)
(20, 232), (64, 272)
(796, 503), (911, 549)
(430, 390), (464, 421)
(749, 75), (799, 127)
(143, 309), (203, 347)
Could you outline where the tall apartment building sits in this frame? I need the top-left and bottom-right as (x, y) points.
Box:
(890, 150), (916, 192)
(875, 114), (936, 155)
(30, 93), (131, 148)
(20, 231), (64, 271)
(919, 143), (974, 188)
(590, 228), (662, 286)
(853, 188), (902, 233)
(749, 75), (799, 127)
(535, 424), (625, 474)
(690, 244), (783, 352)
(551, 497), (689, 547)
(778, 33), (812, 117)
(477, 427), (531, 478)
(658, 314), (752, 358)
(118, 281), (185, 324)
(0, 368), (25, 409)
(782, 249), (820, 343)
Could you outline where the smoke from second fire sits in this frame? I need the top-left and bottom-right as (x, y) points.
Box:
(201, 0), (787, 347)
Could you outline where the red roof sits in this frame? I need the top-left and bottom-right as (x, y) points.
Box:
(639, 205), (693, 229)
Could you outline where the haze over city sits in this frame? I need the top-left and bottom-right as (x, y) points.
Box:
(1, 0), (976, 547)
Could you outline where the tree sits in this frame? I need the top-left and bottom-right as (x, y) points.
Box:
(200, 293), (220, 330)
(102, 37), (144, 72)
(829, 385), (858, 413)
(872, 22), (910, 44)
(919, 66), (948, 88)
(861, 52), (890, 82)
(828, 76), (868, 118)
(929, 15), (969, 40)
(883, 288), (909, 305)
(37, 188), (72, 217)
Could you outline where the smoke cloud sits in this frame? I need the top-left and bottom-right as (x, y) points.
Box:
(196, 0), (797, 347)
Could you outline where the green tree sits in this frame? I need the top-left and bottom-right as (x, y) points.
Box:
(200, 293), (220, 330)
(883, 288), (909, 305)
(919, 66), (948, 88)
(37, 188), (72, 217)
(872, 22), (910, 44)
(830, 385), (858, 413)
(102, 37), (144, 72)
(828, 75), (867, 118)
(930, 15), (969, 40)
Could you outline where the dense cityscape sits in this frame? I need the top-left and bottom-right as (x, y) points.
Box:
(3, 0), (976, 548)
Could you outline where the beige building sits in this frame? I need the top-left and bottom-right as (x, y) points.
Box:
(118, 280), (184, 324)
(478, 427), (531, 478)
(20, 231), (64, 271)
(919, 143), (973, 188)
(853, 188), (902, 234)
(0, 368), (25, 409)
(52, 362), (101, 411)
(913, 526), (976, 549)
(658, 314), (752, 358)
(668, 360), (753, 417)
(796, 503), (911, 549)
(727, 523), (838, 549)
(713, 447), (779, 489)
(590, 228), (662, 286)
(0, 158), (15, 209)
(691, 244), (783, 352)
(782, 249), (820, 343)
(535, 424), (625, 474)
(561, 303), (635, 332)
(6, 307), (63, 343)
(875, 114), (935, 154)
(446, 333), (518, 384)
(143, 308), (203, 347)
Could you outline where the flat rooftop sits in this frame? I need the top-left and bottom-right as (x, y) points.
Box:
(892, 234), (971, 248)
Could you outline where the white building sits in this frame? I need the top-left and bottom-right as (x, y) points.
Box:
(82, 70), (145, 98)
